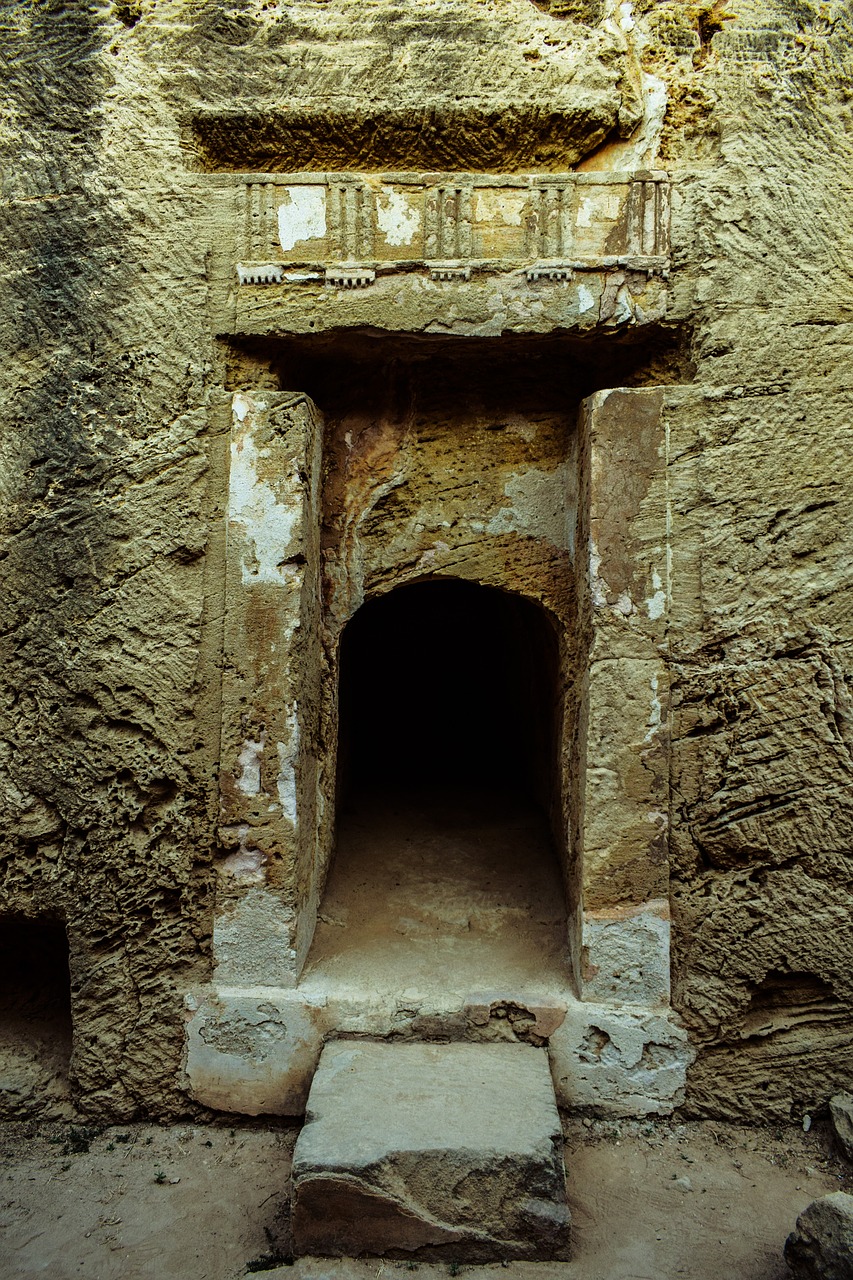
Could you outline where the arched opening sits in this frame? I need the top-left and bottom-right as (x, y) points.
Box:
(338, 579), (559, 802)
(0, 916), (72, 1118)
(305, 579), (569, 993)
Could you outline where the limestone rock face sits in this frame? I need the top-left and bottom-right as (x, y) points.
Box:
(2, 0), (853, 1124)
(784, 1193), (853, 1280)
(291, 1041), (571, 1261)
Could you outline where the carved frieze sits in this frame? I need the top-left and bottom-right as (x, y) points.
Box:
(234, 171), (670, 289)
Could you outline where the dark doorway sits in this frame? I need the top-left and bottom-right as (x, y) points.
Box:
(0, 916), (72, 1117)
(338, 578), (559, 805)
(305, 579), (567, 993)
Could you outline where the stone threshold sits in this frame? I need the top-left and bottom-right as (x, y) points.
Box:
(184, 975), (691, 1120)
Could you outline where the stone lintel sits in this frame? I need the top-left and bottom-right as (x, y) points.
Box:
(236, 170), (669, 271)
(217, 170), (671, 335)
(231, 268), (668, 337)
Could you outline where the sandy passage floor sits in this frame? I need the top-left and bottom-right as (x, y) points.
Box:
(1, 1115), (850, 1280)
(303, 789), (569, 999)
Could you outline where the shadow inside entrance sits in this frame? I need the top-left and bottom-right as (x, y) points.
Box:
(303, 580), (570, 997)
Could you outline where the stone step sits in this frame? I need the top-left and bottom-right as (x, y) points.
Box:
(291, 1040), (571, 1263)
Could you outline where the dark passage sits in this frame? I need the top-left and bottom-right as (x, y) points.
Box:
(338, 579), (559, 801)
(308, 579), (568, 990)
(0, 917), (72, 1117)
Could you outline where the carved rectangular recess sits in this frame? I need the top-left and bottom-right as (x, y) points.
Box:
(189, 108), (613, 175)
(235, 171), (670, 284)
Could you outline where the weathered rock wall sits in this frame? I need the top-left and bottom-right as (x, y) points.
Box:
(658, 0), (853, 1115)
(1, 0), (852, 1120)
(0, 2), (222, 1118)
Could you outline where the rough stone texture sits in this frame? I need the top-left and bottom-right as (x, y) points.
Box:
(550, 1001), (691, 1114)
(184, 987), (325, 1116)
(830, 1095), (853, 1163)
(785, 1192), (853, 1280)
(291, 1040), (570, 1261)
(1, 0), (853, 1122)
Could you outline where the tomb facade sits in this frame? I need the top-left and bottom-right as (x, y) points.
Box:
(1, 0), (852, 1131)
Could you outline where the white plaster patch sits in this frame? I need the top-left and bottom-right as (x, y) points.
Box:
(550, 1002), (692, 1116)
(486, 465), (571, 551)
(230, 396), (301, 586)
(233, 392), (255, 423)
(612, 283), (636, 324)
(607, 73), (667, 170)
(646, 567), (666, 620)
(644, 672), (663, 743)
(619, 1), (635, 31)
(219, 824), (267, 884)
(576, 197), (594, 228)
(643, 75), (668, 157)
(236, 736), (265, 797)
(276, 706), (300, 827)
(582, 902), (671, 1005)
(277, 186), (326, 252)
(578, 194), (620, 229)
(577, 284), (596, 314)
(376, 187), (420, 247)
(589, 541), (609, 608)
(474, 189), (527, 227)
(212, 887), (299, 987)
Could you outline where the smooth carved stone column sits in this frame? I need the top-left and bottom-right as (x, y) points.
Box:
(579, 386), (670, 920)
(215, 391), (324, 987)
(551, 387), (690, 1115)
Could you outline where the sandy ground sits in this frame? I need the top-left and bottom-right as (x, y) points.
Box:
(1, 1114), (850, 1280)
(304, 790), (568, 997)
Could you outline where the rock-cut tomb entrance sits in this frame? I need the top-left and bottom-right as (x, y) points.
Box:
(309, 578), (568, 996)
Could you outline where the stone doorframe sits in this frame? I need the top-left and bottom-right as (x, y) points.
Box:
(212, 383), (671, 982)
(183, 165), (690, 1116)
(184, 380), (690, 1116)
(553, 385), (689, 1115)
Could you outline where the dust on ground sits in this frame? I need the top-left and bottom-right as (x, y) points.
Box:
(0, 1114), (849, 1280)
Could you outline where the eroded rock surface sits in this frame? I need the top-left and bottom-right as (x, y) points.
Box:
(831, 1096), (853, 1163)
(785, 1192), (853, 1280)
(1, 0), (853, 1121)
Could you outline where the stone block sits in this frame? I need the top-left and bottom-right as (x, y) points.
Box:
(292, 1040), (570, 1261)
(184, 988), (325, 1115)
(581, 656), (670, 908)
(549, 1002), (691, 1115)
(212, 889), (298, 988)
(581, 900), (671, 1005)
(785, 1192), (853, 1279)
(830, 1094), (853, 1162)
